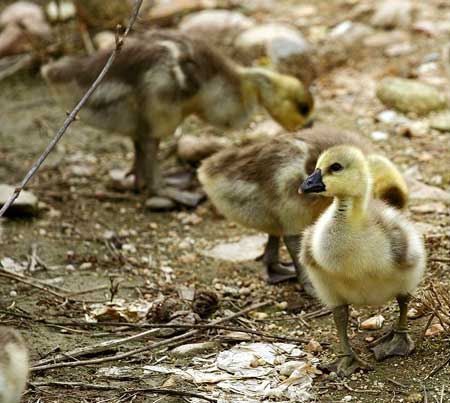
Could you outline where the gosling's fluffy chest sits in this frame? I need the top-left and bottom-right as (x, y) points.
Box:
(306, 203), (422, 307)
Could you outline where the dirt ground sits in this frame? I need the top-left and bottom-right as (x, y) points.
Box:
(1, 0), (450, 402)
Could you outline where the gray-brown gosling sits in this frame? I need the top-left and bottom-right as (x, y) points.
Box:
(41, 30), (313, 202)
(299, 145), (425, 376)
(0, 326), (29, 403)
(198, 127), (408, 287)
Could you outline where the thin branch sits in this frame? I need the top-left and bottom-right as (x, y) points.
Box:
(0, 270), (105, 303)
(425, 355), (450, 380)
(34, 327), (162, 367)
(29, 382), (217, 402)
(0, 0), (144, 218)
(31, 301), (271, 372)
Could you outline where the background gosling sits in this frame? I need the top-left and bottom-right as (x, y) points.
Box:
(0, 327), (29, 403)
(300, 145), (426, 376)
(198, 127), (409, 288)
(41, 30), (313, 201)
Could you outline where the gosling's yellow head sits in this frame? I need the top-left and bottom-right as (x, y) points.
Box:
(300, 145), (371, 198)
(248, 68), (314, 131)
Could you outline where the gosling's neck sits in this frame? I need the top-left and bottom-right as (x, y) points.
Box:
(331, 190), (370, 227)
(238, 67), (270, 108)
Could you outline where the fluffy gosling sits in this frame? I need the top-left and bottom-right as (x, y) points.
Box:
(300, 145), (425, 376)
(198, 127), (408, 287)
(0, 327), (29, 403)
(41, 30), (313, 199)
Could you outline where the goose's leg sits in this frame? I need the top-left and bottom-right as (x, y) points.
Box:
(262, 235), (296, 284)
(323, 305), (372, 377)
(283, 235), (315, 297)
(133, 135), (161, 194)
(133, 124), (205, 208)
(371, 295), (415, 361)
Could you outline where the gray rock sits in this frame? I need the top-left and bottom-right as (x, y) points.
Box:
(371, 0), (412, 29)
(177, 134), (231, 163)
(430, 110), (450, 132)
(376, 77), (447, 115)
(363, 30), (408, 48)
(179, 10), (255, 48)
(170, 341), (217, 358)
(0, 184), (38, 217)
(235, 23), (316, 85)
(145, 196), (176, 211)
(407, 179), (450, 202)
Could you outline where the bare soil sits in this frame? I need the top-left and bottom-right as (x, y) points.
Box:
(1, 0), (450, 402)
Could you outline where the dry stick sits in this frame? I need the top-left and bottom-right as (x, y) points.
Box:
(0, 270), (105, 303)
(31, 301), (271, 372)
(0, 310), (311, 344)
(0, 0), (144, 218)
(29, 382), (217, 403)
(34, 327), (163, 366)
(425, 355), (450, 380)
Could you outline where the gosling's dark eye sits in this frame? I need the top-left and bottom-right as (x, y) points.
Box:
(297, 103), (310, 116)
(328, 162), (343, 173)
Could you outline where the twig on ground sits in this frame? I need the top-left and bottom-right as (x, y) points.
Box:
(31, 300), (271, 372)
(420, 313), (436, 343)
(387, 378), (408, 389)
(1, 309), (313, 343)
(0, 53), (34, 81)
(34, 327), (162, 367)
(425, 355), (450, 380)
(29, 382), (217, 402)
(0, 0), (144, 218)
(0, 269), (105, 303)
(342, 382), (379, 394)
(41, 190), (142, 202)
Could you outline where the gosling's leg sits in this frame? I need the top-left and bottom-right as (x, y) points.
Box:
(262, 235), (297, 284)
(133, 135), (161, 194)
(371, 295), (415, 361)
(283, 235), (315, 297)
(324, 305), (373, 377)
(134, 129), (205, 208)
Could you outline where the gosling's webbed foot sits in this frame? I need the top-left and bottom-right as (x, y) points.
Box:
(163, 170), (195, 189)
(266, 262), (297, 284)
(322, 352), (373, 377)
(371, 330), (415, 361)
(146, 187), (206, 211)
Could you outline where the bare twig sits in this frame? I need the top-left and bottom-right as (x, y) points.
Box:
(0, 0), (144, 218)
(0, 53), (34, 81)
(425, 355), (450, 380)
(0, 309), (312, 344)
(0, 269), (104, 303)
(29, 382), (217, 402)
(34, 327), (162, 367)
(31, 301), (271, 372)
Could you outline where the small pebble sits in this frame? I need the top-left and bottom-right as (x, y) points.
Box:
(425, 323), (444, 337)
(371, 131), (389, 141)
(360, 315), (385, 330)
(306, 339), (323, 353)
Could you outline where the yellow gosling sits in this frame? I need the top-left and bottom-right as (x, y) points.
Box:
(299, 145), (425, 376)
(199, 127), (409, 289)
(0, 327), (29, 403)
(41, 30), (313, 198)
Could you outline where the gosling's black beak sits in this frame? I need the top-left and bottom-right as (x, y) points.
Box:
(299, 169), (326, 194)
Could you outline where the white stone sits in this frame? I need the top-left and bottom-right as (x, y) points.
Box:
(371, 131), (389, 141)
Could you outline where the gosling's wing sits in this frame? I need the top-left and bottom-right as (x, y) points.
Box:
(371, 200), (425, 271)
